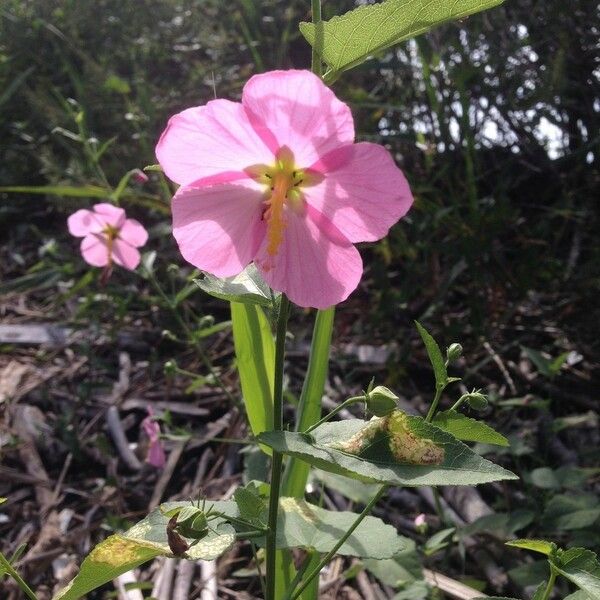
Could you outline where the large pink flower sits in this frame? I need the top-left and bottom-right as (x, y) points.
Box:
(156, 70), (413, 308)
(68, 203), (148, 270)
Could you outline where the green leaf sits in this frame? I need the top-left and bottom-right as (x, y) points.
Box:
(231, 302), (274, 442)
(274, 497), (407, 558)
(554, 548), (600, 599)
(195, 264), (275, 308)
(162, 498), (406, 559)
(522, 346), (568, 378)
(53, 513), (236, 599)
(258, 418), (518, 487)
(542, 494), (600, 531)
(432, 410), (509, 446)
(0, 185), (110, 198)
(300, 0), (504, 76)
(312, 472), (381, 505)
(234, 485), (267, 527)
(506, 539), (556, 556)
(564, 592), (594, 600)
(531, 581), (549, 600)
(415, 321), (447, 390)
(283, 307), (335, 497)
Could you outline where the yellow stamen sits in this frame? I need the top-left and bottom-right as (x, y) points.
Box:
(264, 173), (292, 257)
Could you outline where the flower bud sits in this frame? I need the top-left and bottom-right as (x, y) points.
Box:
(446, 343), (463, 363)
(366, 385), (398, 416)
(461, 390), (488, 410)
(164, 359), (178, 375)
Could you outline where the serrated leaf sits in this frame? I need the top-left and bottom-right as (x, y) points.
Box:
(554, 548), (600, 599)
(300, 0), (504, 75)
(195, 264), (275, 307)
(234, 485), (267, 526)
(506, 539), (556, 556)
(258, 418), (518, 487)
(432, 410), (509, 446)
(415, 321), (447, 390)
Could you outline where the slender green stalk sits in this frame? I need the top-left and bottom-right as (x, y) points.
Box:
(265, 295), (291, 600)
(287, 485), (387, 600)
(143, 268), (235, 404)
(540, 566), (558, 600)
(303, 395), (363, 434)
(425, 387), (443, 422)
(311, 0), (323, 77)
(251, 542), (266, 599)
(449, 396), (466, 412)
(0, 552), (38, 600)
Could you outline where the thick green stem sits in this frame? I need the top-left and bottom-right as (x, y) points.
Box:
(540, 566), (558, 600)
(265, 295), (291, 600)
(303, 395), (364, 434)
(287, 485), (387, 600)
(425, 386), (443, 422)
(311, 0), (323, 76)
(0, 552), (38, 600)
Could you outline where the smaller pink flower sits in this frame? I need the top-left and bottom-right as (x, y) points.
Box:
(141, 408), (166, 469)
(414, 513), (427, 527)
(67, 203), (148, 270)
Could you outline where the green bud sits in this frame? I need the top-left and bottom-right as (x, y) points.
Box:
(446, 343), (463, 363)
(462, 390), (488, 410)
(164, 359), (178, 375)
(366, 385), (399, 417)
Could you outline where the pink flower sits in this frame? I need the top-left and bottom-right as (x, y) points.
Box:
(67, 203), (148, 270)
(156, 70), (413, 308)
(141, 408), (166, 469)
(414, 513), (427, 528)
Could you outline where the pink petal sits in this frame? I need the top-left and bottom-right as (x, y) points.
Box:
(172, 180), (266, 277)
(120, 219), (148, 248)
(305, 143), (414, 243)
(155, 100), (274, 186)
(147, 440), (166, 468)
(111, 238), (141, 270)
(93, 203), (126, 228)
(255, 207), (363, 309)
(242, 70), (354, 168)
(80, 233), (110, 267)
(68, 209), (104, 237)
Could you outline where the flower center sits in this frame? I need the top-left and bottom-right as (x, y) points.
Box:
(259, 148), (306, 259)
(102, 224), (120, 265)
(245, 147), (323, 265)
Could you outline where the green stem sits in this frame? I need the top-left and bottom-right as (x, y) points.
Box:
(311, 0), (323, 77)
(143, 268), (235, 404)
(425, 386), (443, 422)
(0, 552), (38, 600)
(265, 295), (291, 600)
(449, 396), (466, 412)
(540, 565), (558, 600)
(251, 542), (266, 599)
(287, 485), (387, 600)
(303, 395), (364, 434)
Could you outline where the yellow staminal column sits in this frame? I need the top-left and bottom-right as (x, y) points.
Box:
(264, 172), (293, 259)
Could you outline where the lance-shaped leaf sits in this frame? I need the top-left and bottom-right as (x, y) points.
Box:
(432, 410), (509, 446)
(231, 301), (275, 444)
(300, 0), (504, 76)
(195, 263), (276, 307)
(259, 417), (517, 487)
